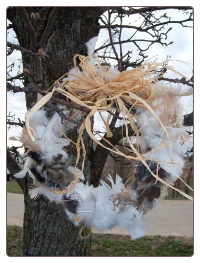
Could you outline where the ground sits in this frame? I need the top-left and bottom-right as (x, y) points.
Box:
(7, 226), (193, 256)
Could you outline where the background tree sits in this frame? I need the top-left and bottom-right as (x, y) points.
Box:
(7, 6), (193, 256)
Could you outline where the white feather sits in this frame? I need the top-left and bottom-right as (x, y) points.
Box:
(14, 169), (28, 179)
(31, 112), (70, 163)
(28, 109), (49, 127)
(29, 187), (40, 200)
(14, 157), (33, 179)
(85, 36), (98, 55)
(117, 206), (145, 240)
(29, 185), (63, 202)
(67, 67), (82, 81)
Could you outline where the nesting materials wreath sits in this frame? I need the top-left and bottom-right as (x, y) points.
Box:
(14, 53), (193, 240)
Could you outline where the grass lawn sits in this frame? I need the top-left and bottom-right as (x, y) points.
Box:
(7, 226), (193, 257)
(7, 180), (23, 194)
(7, 226), (23, 256)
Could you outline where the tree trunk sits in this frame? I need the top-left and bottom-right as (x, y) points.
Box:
(23, 196), (91, 256)
(7, 7), (103, 256)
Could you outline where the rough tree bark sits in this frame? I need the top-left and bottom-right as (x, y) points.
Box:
(7, 7), (103, 256)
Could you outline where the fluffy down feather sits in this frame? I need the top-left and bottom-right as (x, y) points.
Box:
(21, 110), (70, 164)
(63, 175), (144, 239)
(14, 156), (33, 179)
(29, 184), (63, 202)
(85, 36), (98, 56)
(117, 206), (145, 240)
(136, 84), (191, 179)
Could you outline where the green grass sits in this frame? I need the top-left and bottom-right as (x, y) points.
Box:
(7, 226), (23, 256)
(92, 234), (193, 256)
(7, 180), (23, 194)
(7, 226), (193, 257)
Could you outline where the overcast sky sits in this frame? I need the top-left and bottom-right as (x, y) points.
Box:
(7, 8), (193, 148)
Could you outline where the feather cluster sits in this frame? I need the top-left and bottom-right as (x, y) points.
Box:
(136, 83), (191, 182)
(14, 110), (83, 197)
(63, 175), (145, 240)
(21, 109), (70, 163)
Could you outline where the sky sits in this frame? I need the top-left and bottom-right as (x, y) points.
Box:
(7, 8), (193, 148)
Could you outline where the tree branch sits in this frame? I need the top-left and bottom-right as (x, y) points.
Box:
(158, 77), (193, 87)
(95, 38), (159, 53)
(7, 73), (24, 82)
(20, 7), (37, 50)
(111, 7), (193, 16)
(7, 121), (24, 128)
(7, 42), (39, 56)
(7, 83), (90, 113)
(38, 7), (60, 48)
(107, 10), (121, 71)
(19, 8), (43, 81)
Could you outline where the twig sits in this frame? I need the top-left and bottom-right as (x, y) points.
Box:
(7, 73), (24, 82)
(107, 110), (123, 120)
(7, 121), (24, 128)
(158, 77), (193, 87)
(95, 38), (159, 53)
(7, 83), (90, 113)
(111, 7), (193, 16)
(109, 110), (119, 130)
(119, 14), (123, 69)
(45, 101), (79, 125)
(7, 42), (39, 57)
(107, 10), (121, 71)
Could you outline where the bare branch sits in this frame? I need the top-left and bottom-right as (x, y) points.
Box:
(20, 7), (37, 50)
(111, 7), (193, 16)
(158, 77), (193, 87)
(119, 14), (123, 69)
(19, 8), (43, 81)
(7, 121), (24, 128)
(109, 110), (119, 130)
(7, 42), (39, 56)
(45, 101), (79, 125)
(7, 73), (24, 82)
(107, 10), (121, 71)
(146, 17), (193, 30)
(97, 55), (118, 60)
(7, 82), (21, 91)
(39, 7), (60, 48)
(7, 83), (90, 113)
(95, 38), (159, 53)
